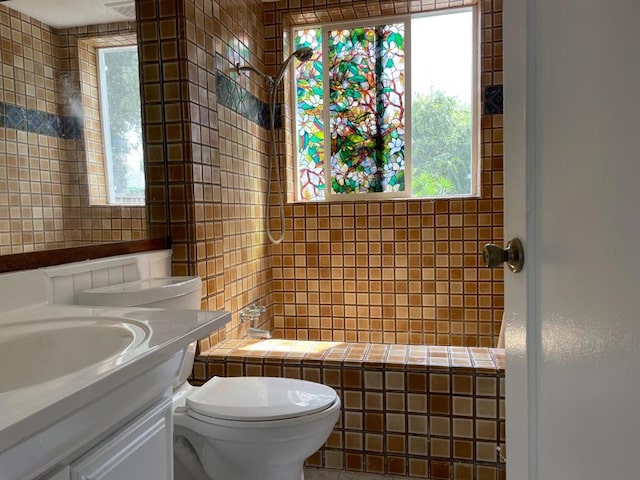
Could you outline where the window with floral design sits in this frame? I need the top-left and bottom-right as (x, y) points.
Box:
(292, 8), (478, 201)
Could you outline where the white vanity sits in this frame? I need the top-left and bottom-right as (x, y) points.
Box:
(0, 259), (230, 480)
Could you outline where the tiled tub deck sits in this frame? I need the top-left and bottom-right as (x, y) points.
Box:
(193, 340), (506, 480)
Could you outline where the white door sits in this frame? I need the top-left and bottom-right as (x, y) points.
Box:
(504, 0), (640, 478)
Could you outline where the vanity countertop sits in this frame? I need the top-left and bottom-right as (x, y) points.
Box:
(0, 303), (230, 453)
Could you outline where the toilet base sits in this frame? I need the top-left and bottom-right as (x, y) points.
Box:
(173, 408), (340, 480)
(174, 434), (210, 480)
(201, 460), (305, 480)
(172, 380), (340, 480)
(173, 435), (304, 480)
(175, 424), (310, 480)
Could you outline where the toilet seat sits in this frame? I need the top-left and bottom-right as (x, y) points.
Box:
(173, 376), (341, 480)
(186, 376), (338, 421)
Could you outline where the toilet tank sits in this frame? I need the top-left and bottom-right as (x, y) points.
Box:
(77, 276), (203, 388)
(77, 277), (202, 309)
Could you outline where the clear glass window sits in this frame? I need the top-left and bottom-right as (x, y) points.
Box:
(97, 46), (144, 205)
(411, 10), (475, 197)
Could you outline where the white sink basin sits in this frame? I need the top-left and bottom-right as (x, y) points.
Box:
(0, 318), (148, 393)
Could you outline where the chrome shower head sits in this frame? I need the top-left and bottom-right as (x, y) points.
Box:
(293, 47), (314, 62)
(274, 47), (314, 85)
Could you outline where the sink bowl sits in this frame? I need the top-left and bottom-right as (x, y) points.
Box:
(0, 318), (148, 393)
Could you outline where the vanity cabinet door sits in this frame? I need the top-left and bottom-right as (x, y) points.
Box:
(42, 466), (71, 480)
(70, 398), (173, 480)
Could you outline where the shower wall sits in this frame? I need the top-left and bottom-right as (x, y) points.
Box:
(134, 0), (503, 349)
(136, 0), (274, 346)
(266, 0), (504, 347)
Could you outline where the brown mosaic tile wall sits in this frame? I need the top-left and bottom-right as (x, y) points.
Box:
(0, 6), (63, 254)
(0, 4), (146, 255)
(197, 338), (506, 479)
(56, 23), (147, 246)
(266, 0), (504, 348)
(136, 0), (274, 347)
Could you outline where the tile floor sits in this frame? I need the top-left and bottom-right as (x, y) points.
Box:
(304, 468), (406, 479)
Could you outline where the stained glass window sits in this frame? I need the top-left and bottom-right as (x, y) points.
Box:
(328, 24), (405, 196)
(294, 29), (325, 201)
(293, 9), (476, 202)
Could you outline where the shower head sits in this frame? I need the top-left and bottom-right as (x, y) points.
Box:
(274, 47), (314, 85)
(293, 47), (314, 62)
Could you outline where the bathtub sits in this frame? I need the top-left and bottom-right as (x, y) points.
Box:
(193, 338), (505, 480)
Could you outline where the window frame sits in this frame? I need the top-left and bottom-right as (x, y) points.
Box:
(290, 6), (480, 202)
(96, 44), (144, 206)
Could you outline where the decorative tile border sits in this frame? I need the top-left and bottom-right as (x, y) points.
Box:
(215, 70), (281, 129)
(0, 101), (82, 140)
(484, 85), (504, 115)
(218, 74), (506, 129)
(216, 72), (502, 135)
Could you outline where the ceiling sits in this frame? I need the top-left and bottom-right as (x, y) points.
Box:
(3, 0), (135, 29)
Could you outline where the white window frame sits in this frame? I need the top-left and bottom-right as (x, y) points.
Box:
(97, 45), (144, 206)
(291, 6), (480, 202)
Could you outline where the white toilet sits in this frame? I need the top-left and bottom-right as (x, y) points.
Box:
(78, 277), (341, 480)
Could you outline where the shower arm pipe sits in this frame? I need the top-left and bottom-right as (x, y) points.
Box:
(235, 64), (274, 86)
(235, 47), (313, 87)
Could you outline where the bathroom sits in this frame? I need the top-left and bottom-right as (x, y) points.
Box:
(0, 0), (504, 479)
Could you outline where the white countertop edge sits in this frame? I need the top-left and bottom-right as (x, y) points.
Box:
(0, 304), (231, 453)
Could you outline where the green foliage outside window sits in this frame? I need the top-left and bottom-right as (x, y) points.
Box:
(100, 47), (144, 204)
(412, 89), (472, 197)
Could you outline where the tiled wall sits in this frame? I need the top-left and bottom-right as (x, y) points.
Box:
(135, 0), (274, 346)
(198, 338), (506, 480)
(265, 0), (504, 348)
(1, 0), (503, 347)
(55, 23), (148, 246)
(0, 5), (147, 255)
(135, 0), (503, 348)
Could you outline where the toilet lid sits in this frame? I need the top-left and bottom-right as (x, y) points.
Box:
(186, 377), (338, 421)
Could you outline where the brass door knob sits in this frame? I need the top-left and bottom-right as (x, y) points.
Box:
(483, 238), (525, 273)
